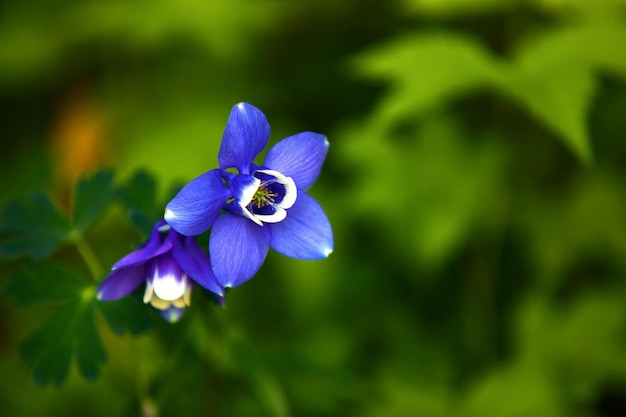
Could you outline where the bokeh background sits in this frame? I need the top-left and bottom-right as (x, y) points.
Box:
(2, 0), (626, 416)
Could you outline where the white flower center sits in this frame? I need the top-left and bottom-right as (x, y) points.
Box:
(238, 170), (297, 226)
(143, 269), (192, 311)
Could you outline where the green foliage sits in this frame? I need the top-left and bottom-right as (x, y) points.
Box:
(98, 296), (153, 336)
(2, 0), (626, 415)
(404, 0), (518, 17)
(6, 263), (85, 305)
(0, 169), (116, 260)
(71, 170), (115, 235)
(6, 263), (105, 385)
(353, 32), (500, 126)
(0, 0), (279, 87)
(115, 170), (159, 236)
(0, 191), (71, 259)
(21, 301), (106, 386)
(354, 12), (626, 164)
(1, 169), (155, 386)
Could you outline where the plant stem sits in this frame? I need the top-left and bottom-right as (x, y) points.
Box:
(76, 237), (104, 281)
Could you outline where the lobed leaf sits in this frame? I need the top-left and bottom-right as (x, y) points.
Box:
(97, 295), (153, 335)
(115, 170), (157, 215)
(353, 32), (501, 126)
(21, 301), (106, 385)
(115, 170), (159, 236)
(352, 17), (626, 164)
(0, 191), (71, 259)
(71, 170), (115, 235)
(497, 68), (595, 164)
(6, 263), (86, 305)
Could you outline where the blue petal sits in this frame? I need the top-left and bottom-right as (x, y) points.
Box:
(228, 173), (260, 203)
(112, 222), (171, 269)
(97, 265), (145, 300)
(268, 192), (333, 259)
(165, 169), (230, 236)
(151, 252), (185, 282)
(171, 234), (223, 296)
(209, 214), (269, 287)
(264, 132), (329, 190)
(218, 103), (270, 174)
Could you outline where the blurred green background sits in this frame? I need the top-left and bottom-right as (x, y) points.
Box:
(2, 0), (626, 416)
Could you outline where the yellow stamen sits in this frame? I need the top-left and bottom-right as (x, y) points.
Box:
(251, 184), (278, 208)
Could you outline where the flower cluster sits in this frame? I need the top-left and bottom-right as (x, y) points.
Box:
(98, 102), (333, 321)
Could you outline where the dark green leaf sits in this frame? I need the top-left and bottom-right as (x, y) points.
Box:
(71, 170), (115, 234)
(6, 263), (86, 305)
(0, 191), (71, 259)
(116, 170), (160, 236)
(116, 170), (158, 214)
(21, 306), (73, 386)
(128, 209), (159, 237)
(21, 301), (105, 385)
(74, 304), (106, 380)
(98, 296), (153, 335)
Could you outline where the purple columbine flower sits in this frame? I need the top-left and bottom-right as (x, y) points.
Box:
(97, 221), (223, 322)
(164, 102), (333, 288)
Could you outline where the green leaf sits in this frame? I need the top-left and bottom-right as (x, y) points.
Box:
(116, 170), (159, 236)
(352, 18), (626, 165)
(71, 170), (115, 234)
(21, 301), (106, 385)
(353, 32), (501, 126)
(116, 170), (157, 214)
(98, 296), (153, 335)
(74, 304), (107, 380)
(0, 191), (71, 259)
(498, 68), (595, 164)
(493, 17), (626, 164)
(6, 263), (86, 305)
(127, 209), (159, 237)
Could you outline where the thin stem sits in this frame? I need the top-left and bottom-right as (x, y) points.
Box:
(75, 237), (104, 281)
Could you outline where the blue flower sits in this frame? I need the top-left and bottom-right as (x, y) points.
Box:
(97, 221), (223, 322)
(164, 102), (333, 288)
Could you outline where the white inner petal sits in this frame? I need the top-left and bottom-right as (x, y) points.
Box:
(254, 207), (287, 224)
(153, 272), (188, 301)
(256, 169), (288, 184)
(278, 176), (297, 209)
(143, 280), (154, 303)
(238, 177), (262, 207)
(241, 206), (263, 226)
(255, 169), (297, 209)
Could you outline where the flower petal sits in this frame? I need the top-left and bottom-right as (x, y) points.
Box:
(255, 169), (297, 209)
(150, 253), (188, 301)
(165, 169), (230, 236)
(229, 174), (261, 205)
(209, 214), (269, 287)
(269, 192), (333, 259)
(97, 265), (146, 300)
(254, 206), (287, 223)
(171, 234), (223, 296)
(112, 222), (171, 269)
(219, 102), (270, 173)
(264, 132), (329, 190)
